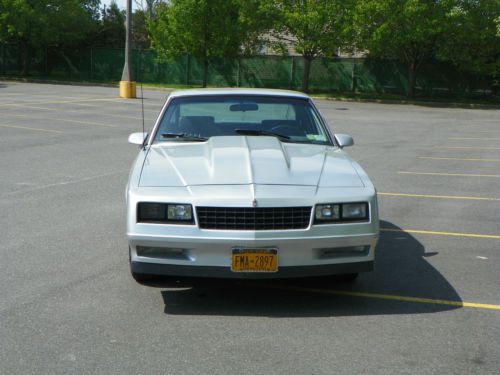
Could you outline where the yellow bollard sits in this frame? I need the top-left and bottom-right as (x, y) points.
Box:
(120, 81), (137, 98)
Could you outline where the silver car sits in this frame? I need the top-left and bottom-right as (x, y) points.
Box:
(126, 89), (379, 282)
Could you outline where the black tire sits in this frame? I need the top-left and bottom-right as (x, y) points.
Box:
(337, 273), (359, 282)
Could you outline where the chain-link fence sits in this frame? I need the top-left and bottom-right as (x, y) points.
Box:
(0, 44), (496, 97)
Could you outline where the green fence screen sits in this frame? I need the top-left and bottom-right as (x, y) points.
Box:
(0, 44), (496, 97)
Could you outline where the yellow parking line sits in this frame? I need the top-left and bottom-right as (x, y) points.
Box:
(418, 156), (500, 162)
(398, 171), (500, 178)
(0, 124), (62, 134)
(438, 146), (500, 150)
(458, 130), (500, 133)
(267, 286), (500, 311)
(378, 192), (500, 201)
(5, 113), (116, 128)
(0, 97), (122, 107)
(381, 228), (500, 239)
(3, 104), (145, 121)
(449, 137), (500, 140)
(70, 102), (129, 110)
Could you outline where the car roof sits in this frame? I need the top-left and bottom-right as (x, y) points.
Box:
(168, 88), (310, 100)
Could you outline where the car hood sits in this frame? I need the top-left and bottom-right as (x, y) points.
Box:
(139, 136), (364, 188)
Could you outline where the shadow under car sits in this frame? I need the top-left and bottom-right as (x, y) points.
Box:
(147, 220), (462, 317)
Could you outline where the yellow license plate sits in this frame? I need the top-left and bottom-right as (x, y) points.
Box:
(231, 249), (278, 272)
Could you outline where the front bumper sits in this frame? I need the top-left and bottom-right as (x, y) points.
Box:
(128, 231), (378, 279)
(131, 260), (374, 279)
(127, 184), (379, 279)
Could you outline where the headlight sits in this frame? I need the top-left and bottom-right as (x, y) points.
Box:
(137, 203), (166, 222)
(315, 204), (340, 221)
(137, 203), (194, 224)
(314, 202), (369, 224)
(342, 203), (368, 220)
(167, 204), (192, 221)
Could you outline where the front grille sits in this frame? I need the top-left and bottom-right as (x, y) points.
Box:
(196, 206), (312, 230)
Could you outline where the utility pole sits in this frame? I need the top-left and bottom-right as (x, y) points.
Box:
(120, 0), (136, 98)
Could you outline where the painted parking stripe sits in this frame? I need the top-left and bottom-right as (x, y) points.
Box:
(437, 146), (500, 150)
(449, 137), (500, 140)
(3, 104), (146, 121)
(381, 228), (500, 239)
(455, 130), (500, 133)
(0, 97), (123, 107)
(265, 286), (500, 311)
(5, 113), (116, 128)
(398, 171), (500, 178)
(378, 192), (500, 201)
(0, 170), (130, 198)
(418, 156), (500, 162)
(0, 124), (62, 134)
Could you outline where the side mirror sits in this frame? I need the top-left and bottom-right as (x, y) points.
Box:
(335, 133), (354, 148)
(128, 132), (148, 146)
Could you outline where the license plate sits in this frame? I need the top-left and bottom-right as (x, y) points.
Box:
(231, 249), (278, 272)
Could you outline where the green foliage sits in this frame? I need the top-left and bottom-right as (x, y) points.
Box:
(355, 0), (451, 62)
(0, 0), (497, 95)
(0, 0), (100, 74)
(353, 0), (454, 97)
(0, 0), (99, 47)
(237, 0), (276, 55)
(132, 9), (150, 49)
(269, 0), (353, 58)
(150, 0), (238, 60)
(90, 1), (125, 47)
(265, 0), (354, 92)
(148, 0), (271, 87)
(142, 0), (162, 19)
(437, 0), (500, 78)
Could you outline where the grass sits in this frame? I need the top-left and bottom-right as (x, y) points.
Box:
(138, 82), (500, 106)
(141, 83), (500, 107)
(310, 90), (500, 105)
(2, 75), (498, 107)
(140, 82), (200, 90)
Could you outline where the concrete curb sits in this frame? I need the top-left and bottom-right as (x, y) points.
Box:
(311, 95), (500, 110)
(0, 76), (118, 88)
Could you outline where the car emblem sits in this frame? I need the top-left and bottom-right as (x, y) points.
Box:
(252, 199), (257, 207)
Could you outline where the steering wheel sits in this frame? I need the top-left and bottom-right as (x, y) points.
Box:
(269, 125), (304, 136)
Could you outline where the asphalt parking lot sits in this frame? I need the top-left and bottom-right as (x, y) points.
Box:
(0, 81), (499, 374)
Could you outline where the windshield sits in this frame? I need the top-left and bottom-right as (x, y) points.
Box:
(154, 95), (332, 145)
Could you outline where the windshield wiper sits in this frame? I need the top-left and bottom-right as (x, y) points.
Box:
(161, 133), (208, 142)
(235, 129), (290, 140)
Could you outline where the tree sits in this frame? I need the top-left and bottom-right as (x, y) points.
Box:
(132, 9), (150, 49)
(148, 0), (267, 87)
(90, 1), (126, 47)
(354, 0), (452, 98)
(266, 0), (354, 92)
(237, 0), (276, 55)
(135, 0), (162, 19)
(0, 0), (100, 74)
(437, 0), (500, 89)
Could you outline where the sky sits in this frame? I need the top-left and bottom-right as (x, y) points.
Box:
(101, 0), (128, 9)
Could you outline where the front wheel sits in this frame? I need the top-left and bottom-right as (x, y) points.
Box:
(337, 273), (359, 282)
